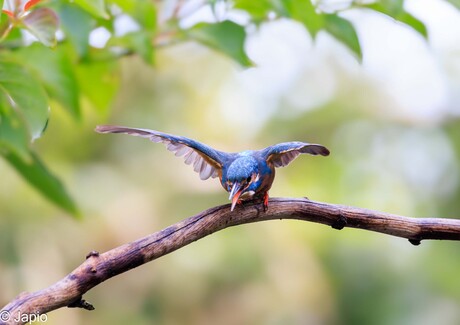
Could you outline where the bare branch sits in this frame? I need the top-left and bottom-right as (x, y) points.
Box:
(1, 198), (460, 324)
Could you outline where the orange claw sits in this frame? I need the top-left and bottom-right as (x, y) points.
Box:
(263, 192), (269, 210)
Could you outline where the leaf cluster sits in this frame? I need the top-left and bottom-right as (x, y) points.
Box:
(0, 0), (453, 217)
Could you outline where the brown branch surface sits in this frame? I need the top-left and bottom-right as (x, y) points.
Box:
(2, 198), (460, 324)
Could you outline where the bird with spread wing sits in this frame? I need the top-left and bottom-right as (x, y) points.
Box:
(96, 126), (330, 211)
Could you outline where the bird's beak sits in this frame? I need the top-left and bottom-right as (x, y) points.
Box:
(229, 182), (243, 211)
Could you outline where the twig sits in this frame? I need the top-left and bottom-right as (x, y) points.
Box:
(1, 198), (459, 324)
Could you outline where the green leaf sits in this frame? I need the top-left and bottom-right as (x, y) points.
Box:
(75, 59), (120, 115)
(445, 0), (460, 10)
(22, 8), (59, 47)
(363, 2), (427, 38)
(108, 31), (154, 64)
(188, 20), (252, 67)
(0, 0), (4, 23)
(0, 59), (49, 140)
(133, 0), (157, 32)
(74, 0), (109, 19)
(283, 0), (323, 37)
(4, 150), (79, 217)
(366, 0), (404, 16)
(57, 3), (95, 58)
(234, 0), (275, 23)
(13, 44), (80, 119)
(324, 14), (362, 61)
(395, 11), (428, 38)
(0, 101), (31, 162)
(0, 12), (10, 35)
(0, 13), (22, 47)
(108, 0), (156, 32)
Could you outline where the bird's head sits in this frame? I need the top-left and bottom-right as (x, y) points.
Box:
(223, 156), (260, 211)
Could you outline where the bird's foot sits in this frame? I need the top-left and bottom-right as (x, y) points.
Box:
(263, 192), (269, 212)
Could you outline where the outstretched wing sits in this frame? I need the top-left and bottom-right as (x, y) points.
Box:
(96, 125), (226, 180)
(261, 142), (329, 168)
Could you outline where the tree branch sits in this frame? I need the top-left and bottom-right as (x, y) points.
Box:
(1, 198), (460, 324)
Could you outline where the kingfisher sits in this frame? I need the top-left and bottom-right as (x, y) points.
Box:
(96, 126), (330, 211)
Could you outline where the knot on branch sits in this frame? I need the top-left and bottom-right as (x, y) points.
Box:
(331, 212), (347, 230)
(85, 251), (100, 259)
(68, 297), (95, 311)
(408, 238), (421, 246)
(84, 250), (101, 274)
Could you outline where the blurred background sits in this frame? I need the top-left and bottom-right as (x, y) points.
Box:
(1, 0), (460, 324)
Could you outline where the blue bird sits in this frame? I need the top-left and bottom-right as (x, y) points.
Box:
(96, 126), (330, 211)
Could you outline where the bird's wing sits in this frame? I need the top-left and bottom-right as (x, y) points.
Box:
(261, 142), (329, 168)
(96, 125), (226, 180)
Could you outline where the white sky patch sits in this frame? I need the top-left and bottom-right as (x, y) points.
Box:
(334, 121), (459, 206)
(89, 27), (111, 48)
(242, 20), (313, 97)
(175, 0), (460, 128)
(343, 8), (449, 124)
(179, 2), (217, 28)
(371, 127), (459, 198)
(284, 59), (337, 112)
(20, 30), (38, 46)
(114, 14), (141, 37)
(317, 0), (354, 13)
(55, 29), (65, 42)
(219, 20), (316, 132)
(179, 1), (250, 28)
(406, 0), (460, 51)
(219, 77), (276, 137)
(406, 0), (460, 116)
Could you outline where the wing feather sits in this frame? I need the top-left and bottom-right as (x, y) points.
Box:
(96, 125), (225, 180)
(177, 146), (190, 157)
(193, 158), (204, 173)
(184, 150), (197, 165)
(262, 141), (329, 168)
(198, 163), (210, 180)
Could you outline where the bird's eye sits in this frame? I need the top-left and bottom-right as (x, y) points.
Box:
(246, 176), (251, 182)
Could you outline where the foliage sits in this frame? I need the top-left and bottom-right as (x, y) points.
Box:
(0, 0), (447, 217)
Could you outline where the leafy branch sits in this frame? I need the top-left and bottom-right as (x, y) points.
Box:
(0, 0), (456, 217)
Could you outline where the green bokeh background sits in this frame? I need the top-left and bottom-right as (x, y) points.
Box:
(1, 5), (460, 325)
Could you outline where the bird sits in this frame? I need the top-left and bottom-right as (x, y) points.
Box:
(95, 125), (330, 211)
